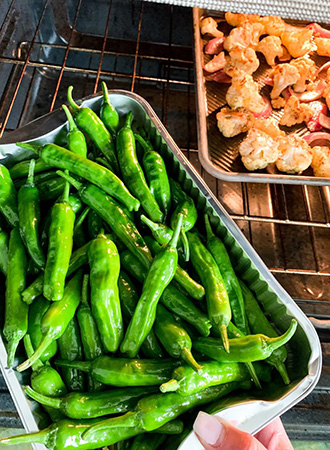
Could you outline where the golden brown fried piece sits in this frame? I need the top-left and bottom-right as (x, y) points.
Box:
(270, 63), (300, 99)
(315, 38), (330, 57)
(224, 22), (265, 51)
(225, 47), (260, 75)
(281, 29), (313, 58)
(311, 146), (330, 177)
(290, 57), (317, 93)
(271, 97), (286, 109)
(200, 17), (224, 38)
(216, 107), (254, 137)
(256, 36), (283, 66)
(225, 12), (260, 27)
(279, 96), (313, 127)
(259, 15), (286, 36)
(239, 128), (279, 171)
(253, 118), (285, 138)
(324, 69), (330, 110)
(276, 134), (312, 174)
(226, 69), (265, 114)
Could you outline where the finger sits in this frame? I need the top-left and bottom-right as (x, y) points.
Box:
(255, 417), (294, 450)
(193, 411), (267, 450)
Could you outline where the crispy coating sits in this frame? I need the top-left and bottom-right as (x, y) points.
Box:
(271, 97), (286, 109)
(239, 128), (279, 171)
(311, 146), (330, 177)
(204, 52), (226, 73)
(225, 12), (260, 27)
(257, 36), (283, 66)
(226, 69), (265, 114)
(270, 63), (300, 99)
(276, 134), (312, 173)
(216, 107), (254, 137)
(225, 47), (260, 75)
(281, 29), (313, 58)
(290, 57), (317, 93)
(253, 118), (285, 138)
(259, 15), (286, 36)
(200, 17), (224, 38)
(315, 38), (330, 57)
(224, 22), (265, 52)
(279, 96), (313, 126)
(324, 68), (330, 110)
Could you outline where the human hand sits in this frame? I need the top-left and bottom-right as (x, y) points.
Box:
(193, 412), (294, 450)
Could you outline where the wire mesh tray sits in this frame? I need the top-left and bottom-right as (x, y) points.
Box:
(0, 90), (322, 449)
(193, 7), (330, 186)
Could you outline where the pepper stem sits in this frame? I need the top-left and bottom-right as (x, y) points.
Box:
(140, 214), (159, 233)
(180, 228), (190, 261)
(159, 379), (180, 393)
(81, 274), (89, 306)
(62, 104), (77, 132)
(245, 362), (262, 390)
(274, 362), (291, 385)
(55, 359), (92, 373)
(16, 142), (42, 155)
(124, 111), (133, 128)
(267, 319), (298, 351)
(204, 214), (216, 241)
(181, 347), (203, 373)
(168, 213), (183, 250)
(134, 134), (153, 152)
(82, 411), (139, 440)
(101, 81), (110, 104)
(23, 335), (43, 372)
(16, 335), (53, 372)
(74, 206), (90, 233)
(27, 159), (35, 186)
(0, 428), (51, 446)
(56, 170), (83, 192)
(67, 86), (80, 115)
(220, 324), (230, 353)
(24, 385), (61, 410)
(6, 338), (20, 368)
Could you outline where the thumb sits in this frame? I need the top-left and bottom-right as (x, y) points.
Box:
(193, 411), (267, 450)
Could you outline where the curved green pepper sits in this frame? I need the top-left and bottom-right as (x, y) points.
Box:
(38, 177), (66, 202)
(89, 232), (123, 353)
(100, 81), (120, 135)
(0, 227), (9, 276)
(62, 104), (87, 158)
(0, 165), (19, 227)
(14, 170), (58, 190)
(10, 158), (51, 180)
(87, 210), (103, 239)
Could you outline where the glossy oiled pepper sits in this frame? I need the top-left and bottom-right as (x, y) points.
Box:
(73, 206), (90, 247)
(0, 165), (19, 227)
(17, 270), (83, 372)
(38, 176), (66, 202)
(118, 271), (164, 359)
(89, 231), (123, 353)
(17, 143), (139, 213)
(100, 81), (120, 135)
(24, 385), (157, 420)
(43, 178), (75, 301)
(194, 319), (297, 363)
(120, 249), (211, 337)
(135, 134), (171, 219)
(24, 334), (67, 423)
(205, 214), (249, 335)
(240, 280), (292, 385)
(14, 170), (57, 190)
(154, 304), (202, 373)
(188, 231), (231, 352)
(58, 317), (85, 392)
(77, 275), (103, 391)
(67, 86), (119, 173)
(144, 234), (205, 301)
(131, 433), (166, 450)
(117, 112), (163, 223)
(87, 210), (103, 239)
(62, 104), (87, 158)
(4, 228), (28, 367)
(57, 171), (152, 269)
(55, 356), (180, 387)
(0, 227), (9, 276)
(28, 296), (58, 363)
(18, 160), (45, 270)
(10, 158), (51, 180)
(120, 214), (183, 357)
(22, 242), (90, 305)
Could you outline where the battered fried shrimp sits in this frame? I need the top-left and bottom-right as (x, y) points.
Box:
(279, 96), (313, 126)
(281, 28), (313, 58)
(311, 146), (330, 177)
(225, 12), (260, 27)
(216, 107), (254, 137)
(290, 57), (317, 92)
(259, 15), (286, 36)
(253, 118), (285, 138)
(200, 17), (224, 38)
(239, 128), (279, 170)
(270, 63), (300, 99)
(276, 134), (312, 173)
(315, 38), (330, 57)
(226, 69), (265, 114)
(225, 47), (260, 75)
(224, 22), (265, 51)
(256, 36), (283, 66)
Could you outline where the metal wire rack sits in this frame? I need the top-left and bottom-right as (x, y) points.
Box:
(0, 0), (329, 440)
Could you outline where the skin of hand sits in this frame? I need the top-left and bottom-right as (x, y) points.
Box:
(193, 412), (294, 450)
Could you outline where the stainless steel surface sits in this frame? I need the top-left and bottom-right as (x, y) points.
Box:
(0, 0), (328, 443)
(194, 7), (330, 186)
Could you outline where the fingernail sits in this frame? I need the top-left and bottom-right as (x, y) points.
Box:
(193, 411), (225, 445)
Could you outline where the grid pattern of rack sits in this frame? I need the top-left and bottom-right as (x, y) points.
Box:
(0, 0), (329, 440)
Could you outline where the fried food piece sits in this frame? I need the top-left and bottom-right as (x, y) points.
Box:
(239, 128), (279, 170)
(253, 118), (285, 138)
(281, 29), (313, 58)
(279, 96), (313, 126)
(315, 38), (330, 57)
(271, 97), (286, 109)
(270, 63), (300, 99)
(216, 107), (254, 137)
(259, 15), (286, 36)
(290, 57), (317, 93)
(324, 69), (330, 110)
(276, 134), (312, 174)
(226, 69), (265, 114)
(225, 47), (260, 75)
(224, 22), (265, 51)
(200, 17), (224, 38)
(204, 52), (226, 73)
(256, 36), (283, 66)
(225, 12), (260, 27)
(311, 146), (330, 177)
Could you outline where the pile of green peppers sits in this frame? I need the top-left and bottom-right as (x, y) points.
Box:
(0, 82), (298, 450)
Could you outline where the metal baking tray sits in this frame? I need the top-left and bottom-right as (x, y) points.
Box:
(193, 7), (330, 185)
(0, 90), (322, 449)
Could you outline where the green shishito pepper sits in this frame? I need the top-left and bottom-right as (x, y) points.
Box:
(135, 134), (171, 220)
(0, 164), (19, 227)
(87, 210), (103, 239)
(24, 385), (157, 419)
(10, 158), (51, 180)
(38, 176), (66, 202)
(18, 160), (45, 270)
(55, 356), (180, 387)
(4, 228), (28, 367)
(116, 112), (163, 223)
(28, 296), (58, 363)
(120, 214), (183, 357)
(77, 275), (103, 392)
(205, 214), (249, 335)
(67, 86), (119, 173)
(0, 227), (9, 276)
(188, 231), (231, 352)
(100, 81), (120, 135)
(89, 231), (123, 353)
(56, 171), (152, 269)
(43, 178), (75, 301)
(16, 142), (139, 212)
(17, 270), (83, 372)
(194, 319), (297, 363)
(154, 304), (202, 373)
(120, 249), (211, 337)
(62, 104), (87, 158)
(240, 280), (292, 385)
